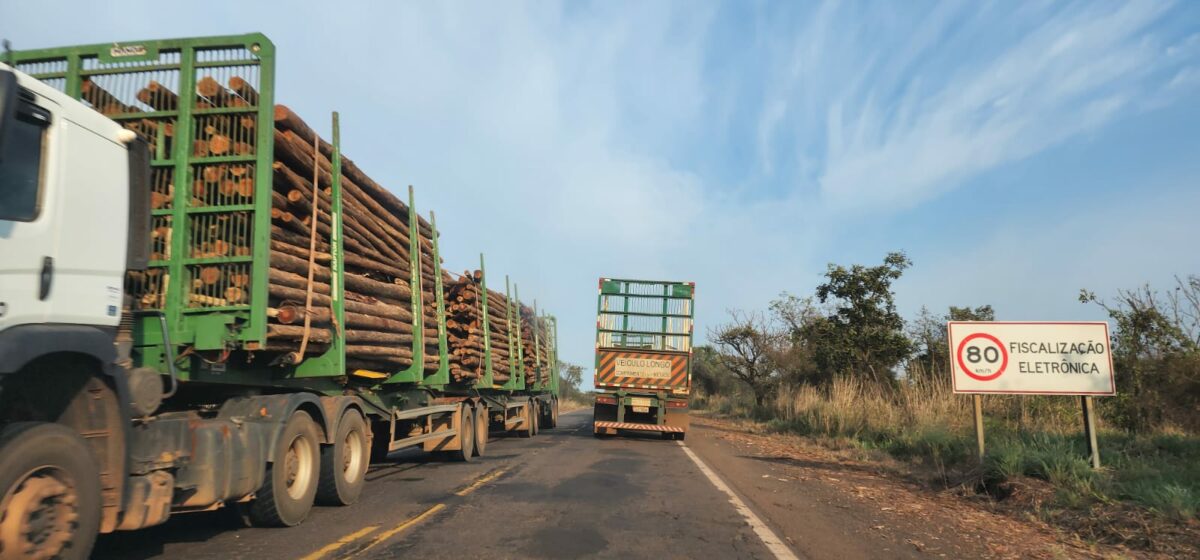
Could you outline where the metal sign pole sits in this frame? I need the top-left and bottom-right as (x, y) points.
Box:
(973, 394), (985, 461)
(1081, 396), (1101, 469)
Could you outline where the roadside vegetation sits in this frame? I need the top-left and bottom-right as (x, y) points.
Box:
(693, 253), (1199, 553)
(557, 361), (592, 411)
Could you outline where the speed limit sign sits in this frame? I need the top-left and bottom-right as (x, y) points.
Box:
(947, 322), (1115, 395)
(956, 333), (1008, 381)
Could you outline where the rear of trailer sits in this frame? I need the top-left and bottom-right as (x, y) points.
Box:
(593, 278), (694, 439)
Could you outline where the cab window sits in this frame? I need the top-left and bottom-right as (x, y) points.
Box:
(0, 94), (50, 222)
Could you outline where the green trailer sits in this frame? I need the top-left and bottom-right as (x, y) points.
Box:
(592, 278), (695, 439)
(0, 33), (557, 556)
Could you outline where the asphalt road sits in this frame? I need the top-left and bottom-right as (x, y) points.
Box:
(91, 410), (784, 560)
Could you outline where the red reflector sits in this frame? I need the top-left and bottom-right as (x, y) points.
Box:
(666, 400), (689, 409)
(596, 396), (617, 405)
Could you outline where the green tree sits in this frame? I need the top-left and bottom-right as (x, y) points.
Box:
(802, 251), (914, 385)
(1081, 277), (1200, 431)
(907, 305), (994, 382)
(710, 310), (785, 406)
(769, 293), (824, 385)
(557, 361), (586, 401)
(691, 345), (734, 397)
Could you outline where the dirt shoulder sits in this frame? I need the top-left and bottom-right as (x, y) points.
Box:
(687, 414), (1164, 559)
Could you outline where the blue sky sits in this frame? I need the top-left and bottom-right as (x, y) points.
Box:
(6, 1), (1199, 386)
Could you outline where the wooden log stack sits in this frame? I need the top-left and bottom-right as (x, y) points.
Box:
(444, 270), (486, 383)
(106, 73), (546, 380)
(269, 101), (441, 371)
(519, 306), (552, 386)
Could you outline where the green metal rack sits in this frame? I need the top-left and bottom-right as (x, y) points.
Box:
(10, 33), (557, 398)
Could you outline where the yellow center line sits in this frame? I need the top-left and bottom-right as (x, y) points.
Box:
(454, 468), (508, 496)
(298, 525), (380, 560)
(299, 469), (508, 560)
(347, 503), (447, 558)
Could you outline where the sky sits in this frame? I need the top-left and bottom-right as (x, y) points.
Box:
(5, 1), (1198, 386)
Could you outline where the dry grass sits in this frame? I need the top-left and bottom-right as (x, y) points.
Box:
(558, 395), (592, 413)
(696, 377), (1200, 554)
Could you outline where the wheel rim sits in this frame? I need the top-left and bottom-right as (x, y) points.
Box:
(283, 434), (315, 500)
(341, 426), (365, 485)
(0, 466), (79, 560)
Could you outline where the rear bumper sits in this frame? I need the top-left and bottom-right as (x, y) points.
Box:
(594, 421), (684, 433)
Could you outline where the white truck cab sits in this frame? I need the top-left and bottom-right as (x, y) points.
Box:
(0, 62), (142, 335)
(0, 63), (151, 560)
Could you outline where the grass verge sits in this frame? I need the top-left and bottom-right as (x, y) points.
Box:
(695, 377), (1199, 554)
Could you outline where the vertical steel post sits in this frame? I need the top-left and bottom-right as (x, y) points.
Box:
(425, 210), (449, 386)
(621, 282), (630, 347)
(478, 254), (493, 388)
(973, 394), (986, 461)
(661, 283), (669, 350)
(514, 283), (524, 390)
(1082, 396), (1101, 469)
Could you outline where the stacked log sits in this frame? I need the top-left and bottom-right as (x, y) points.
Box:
(518, 306), (552, 386)
(268, 100), (441, 371)
(103, 73), (550, 379)
(444, 270), (486, 382)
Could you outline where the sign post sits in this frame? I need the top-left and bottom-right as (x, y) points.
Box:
(1081, 396), (1101, 468)
(973, 394), (985, 460)
(948, 322), (1115, 468)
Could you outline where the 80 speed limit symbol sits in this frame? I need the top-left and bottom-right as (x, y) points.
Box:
(956, 333), (1008, 381)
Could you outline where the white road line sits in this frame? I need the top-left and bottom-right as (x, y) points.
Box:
(676, 440), (799, 560)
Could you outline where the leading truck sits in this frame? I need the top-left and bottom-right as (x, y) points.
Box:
(593, 278), (694, 439)
(0, 34), (558, 559)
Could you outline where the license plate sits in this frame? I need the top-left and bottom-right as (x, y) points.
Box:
(632, 406), (649, 413)
(630, 397), (652, 407)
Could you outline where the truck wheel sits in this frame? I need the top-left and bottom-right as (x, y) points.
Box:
(317, 410), (369, 506)
(0, 422), (101, 560)
(248, 411), (321, 527)
(473, 404), (488, 457)
(549, 399), (559, 428)
(452, 405), (475, 462)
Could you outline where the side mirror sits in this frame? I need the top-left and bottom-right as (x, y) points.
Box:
(0, 68), (17, 159)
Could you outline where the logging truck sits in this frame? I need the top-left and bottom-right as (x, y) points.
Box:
(0, 34), (558, 559)
(593, 278), (694, 439)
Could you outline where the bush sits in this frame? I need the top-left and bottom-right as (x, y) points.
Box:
(737, 376), (1200, 520)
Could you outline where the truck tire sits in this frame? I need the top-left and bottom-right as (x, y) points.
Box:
(452, 405), (474, 462)
(317, 410), (369, 506)
(473, 403), (488, 457)
(549, 399), (559, 428)
(248, 411), (321, 527)
(0, 422), (101, 560)
(531, 404), (540, 436)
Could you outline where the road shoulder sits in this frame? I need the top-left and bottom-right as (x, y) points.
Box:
(685, 415), (1102, 559)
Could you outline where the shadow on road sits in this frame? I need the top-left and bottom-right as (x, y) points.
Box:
(92, 509), (246, 560)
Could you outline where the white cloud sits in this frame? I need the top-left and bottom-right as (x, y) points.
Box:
(756, 1), (1195, 214)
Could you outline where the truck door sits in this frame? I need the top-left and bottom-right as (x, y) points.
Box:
(0, 86), (58, 330)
